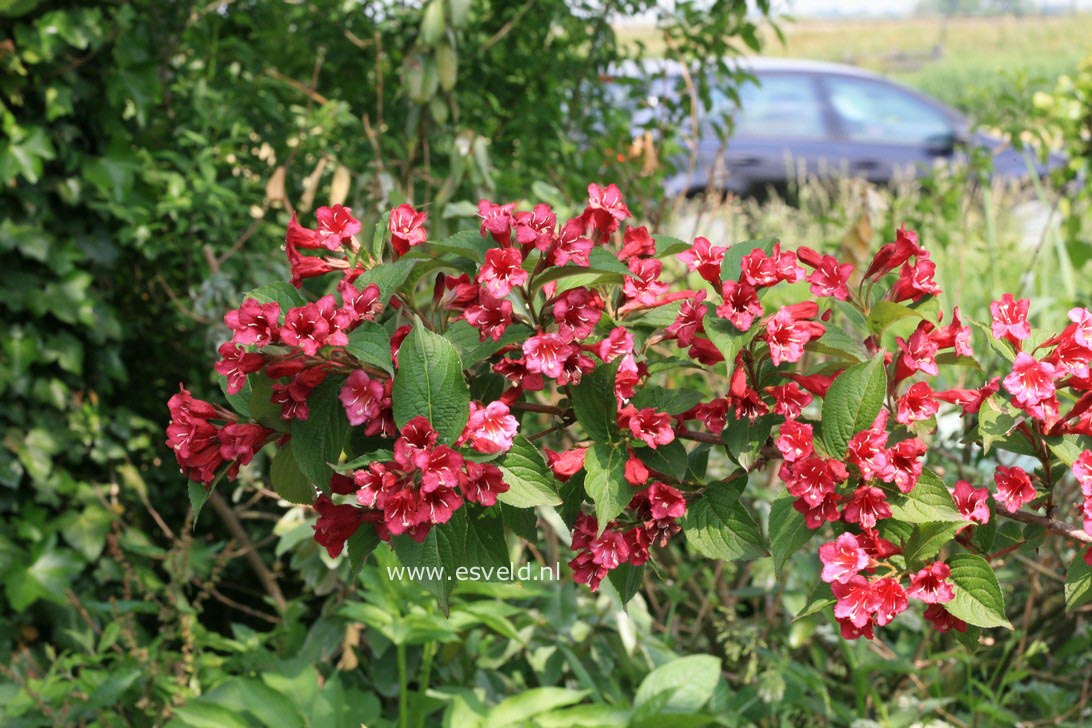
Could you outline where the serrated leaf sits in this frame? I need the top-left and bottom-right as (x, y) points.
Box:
(269, 446), (315, 504)
(572, 361), (619, 442)
(631, 385), (703, 416)
(719, 237), (777, 282)
(945, 553), (1012, 629)
(497, 435), (562, 508)
(867, 300), (926, 336)
(794, 581), (835, 621)
(635, 439), (688, 480)
(290, 376), (350, 490)
(344, 321), (393, 375)
(703, 314), (758, 373)
(443, 320), (533, 368)
(392, 324), (470, 444)
(1065, 554), (1092, 614)
(346, 525), (380, 580)
(902, 521), (963, 565)
(722, 413), (776, 472)
(584, 442), (630, 532)
(426, 229), (492, 262)
(768, 496), (812, 574)
(188, 482), (213, 526)
(244, 281), (306, 318)
(633, 655), (721, 712)
(356, 257), (416, 303)
(808, 326), (867, 362)
(887, 468), (964, 524)
(681, 479), (766, 561)
(486, 687), (589, 727)
(819, 354), (887, 458)
(977, 394), (1030, 457)
(607, 562), (644, 604)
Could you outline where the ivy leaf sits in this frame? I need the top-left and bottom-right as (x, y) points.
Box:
(583, 442), (630, 533)
(680, 478), (766, 561)
(818, 354), (887, 458)
(496, 435), (562, 508)
(269, 446), (315, 505)
(945, 553), (1012, 629)
(344, 321), (393, 375)
(887, 468), (964, 524)
(767, 496), (812, 575)
(571, 361), (619, 443)
(392, 324), (470, 444)
(1065, 554), (1092, 614)
(290, 376), (350, 490)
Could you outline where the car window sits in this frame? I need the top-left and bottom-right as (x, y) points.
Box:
(825, 76), (952, 145)
(711, 74), (826, 140)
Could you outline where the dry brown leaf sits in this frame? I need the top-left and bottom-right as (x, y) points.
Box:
(298, 156), (329, 212)
(330, 164), (351, 205)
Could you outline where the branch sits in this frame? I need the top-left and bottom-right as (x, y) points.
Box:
(208, 492), (287, 614)
(1000, 507), (1092, 545)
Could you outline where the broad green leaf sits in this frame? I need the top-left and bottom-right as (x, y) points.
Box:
(189, 482), (213, 526)
(486, 687), (589, 727)
(635, 439), (688, 481)
(1046, 434), (1088, 467)
(571, 361), (619, 442)
(392, 324), (470, 444)
(887, 468), (964, 524)
(977, 394), (1033, 457)
(654, 235), (689, 258)
(355, 257), (416, 303)
(587, 246), (633, 275)
(681, 479), (766, 561)
(703, 314), (759, 373)
(344, 321), (393, 375)
(270, 446), (315, 504)
(633, 655), (721, 712)
(197, 678), (306, 728)
(243, 281), (306, 318)
(427, 229), (492, 262)
(902, 521), (963, 565)
(584, 442), (630, 532)
(346, 525), (380, 581)
(945, 553), (1012, 629)
(808, 325), (867, 362)
(443, 320), (533, 368)
(719, 237), (777, 282)
(607, 562), (644, 604)
(722, 413), (776, 471)
(768, 496), (812, 575)
(867, 300), (926, 336)
(497, 435), (562, 508)
(818, 354), (887, 458)
(291, 376), (350, 490)
(794, 581), (835, 621)
(631, 385), (703, 416)
(1065, 554), (1092, 614)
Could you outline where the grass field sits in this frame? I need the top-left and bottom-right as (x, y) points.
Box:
(617, 14), (1092, 110)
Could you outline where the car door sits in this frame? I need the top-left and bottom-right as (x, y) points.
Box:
(819, 74), (960, 184)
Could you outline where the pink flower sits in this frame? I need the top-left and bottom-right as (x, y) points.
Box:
(990, 293), (1031, 344)
(780, 456), (848, 507)
(871, 577), (909, 627)
(842, 486), (892, 529)
(389, 204), (428, 256)
(767, 382), (812, 418)
(522, 333), (574, 380)
(1074, 450), (1092, 495)
(383, 487), (427, 536)
(952, 480), (991, 525)
(338, 280), (383, 322)
(832, 575), (879, 628)
(624, 453), (650, 485)
(797, 246), (854, 300)
(545, 447), (587, 481)
(819, 532), (869, 584)
(354, 463), (398, 508)
(214, 342), (264, 395)
(774, 419), (814, 462)
(312, 494), (366, 558)
(931, 306), (974, 358)
(665, 290), (708, 346)
(619, 225), (656, 260)
(553, 287), (603, 342)
(478, 200), (516, 244)
(886, 438), (926, 494)
(896, 381), (939, 426)
(716, 280), (763, 331)
(644, 482), (686, 520)
(906, 562), (955, 604)
(316, 204), (362, 249)
(514, 203), (557, 250)
(1069, 307), (1092, 348)
(421, 484), (463, 525)
(890, 259), (941, 302)
(677, 236), (726, 284)
(622, 257), (668, 304)
(589, 529), (630, 570)
(624, 407), (675, 449)
(281, 302), (332, 356)
(1003, 352), (1056, 408)
(460, 461), (509, 506)
(595, 327), (634, 363)
(339, 370), (386, 426)
(896, 326), (939, 377)
(479, 247), (529, 298)
(464, 292), (514, 343)
(218, 423), (272, 466)
(847, 412), (893, 482)
(764, 307), (825, 366)
(993, 465), (1036, 513)
(793, 492), (843, 529)
(585, 183), (631, 237)
(864, 224), (927, 279)
(419, 446), (464, 493)
(463, 401), (519, 454)
(224, 298), (281, 347)
(923, 604), (967, 633)
(393, 416), (438, 471)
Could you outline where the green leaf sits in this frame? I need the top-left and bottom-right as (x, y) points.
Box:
(427, 229), (491, 262)
(723, 413), (777, 472)
(189, 482), (213, 526)
(680, 479), (766, 561)
(532, 247), (631, 289)
(1065, 554), (1092, 614)
(703, 314), (759, 372)
(344, 321), (393, 375)
(571, 361), (619, 442)
(486, 687), (589, 727)
(392, 324), (471, 444)
(867, 300), (927, 336)
(496, 435), (562, 508)
(270, 446), (315, 505)
(808, 326), (868, 362)
(290, 376), (350, 490)
(346, 525), (380, 581)
(355, 257), (416, 303)
(767, 496), (812, 575)
(443, 320), (533, 368)
(719, 237), (777, 282)
(818, 354), (887, 458)
(902, 521), (964, 565)
(977, 394), (1032, 457)
(635, 439), (688, 481)
(945, 553), (1012, 629)
(631, 385), (703, 416)
(633, 655), (721, 712)
(887, 468), (964, 524)
(607, 562), (644, 604)
(1046, 434), (1087, 468)
(583, 442), (631, 532)
(244, 281), (306, 318)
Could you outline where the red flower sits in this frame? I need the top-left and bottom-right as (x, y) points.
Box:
(389, 204), (428, 256)
(774, 419), (813, 462)
(338, 280), (383, 322)
(990, 293), (1031, 344)
(315, 204), (361, 249)
(764, 306), (825, 366)
(214, 343), (264, 395)
(843, 486), (892, 529)
(619, 225), (656, 260)
(890, 259), (941, 302)
(847, 412), (893, 482)
(595, 327), (634, 363)
(716, 279), (763, 331)
(643, 481), (686, 520)
(864, 224), (926, 279)
(906, 562), (955, 604)
(224, 298), (281, 347)
(896, 381), (939, 426)
(677, 236), (726, 285)
(460, 461), (509, 506)
(218, 423), (272, 467)
(522, 333), (574, 380)
(513, 203), (557, 251)
(832, 575), (879, 629)
(585, 183), (631, 237)
(553, 287), (603, 342)
(545, 447), (587, 481)
(312, 494), (367, 558)
(923, 604), (967, 633)
(952, 480), (991, 525)
(1003, 352), (1056, 409)
(886, 437), (926, 494)
(896, 324), (939, 378)
(798, 246), (854, 300)
(354, 463), (399, 508)
(462, 401), (519, 454)
(871, 578), (909, 626)
(780, 456), (848, 507)
(819, 532), (869, 584)
(665, 290), (707, 346)
(623, 406), (675, 449)
(622, 257), (668, 305)
(993, 465), (1036, 513)
(479, 247), (529, 298)
(393, 416), (438, 471)
(624, 453), (649, 485)
(419, 446), (464, 492)
(767, 382), (812, 418)
(464, 291), (514, 343)
(281, 302), (333, 356)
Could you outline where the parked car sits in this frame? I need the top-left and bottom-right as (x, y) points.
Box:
(609, 57), (1064, 198)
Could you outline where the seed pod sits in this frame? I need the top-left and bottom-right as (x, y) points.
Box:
(436, 39), (457, 92)
(420, 0), (445, 46)
(447, 0), (470, 28)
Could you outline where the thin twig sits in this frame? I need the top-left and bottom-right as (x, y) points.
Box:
(207, 492), (287, 613)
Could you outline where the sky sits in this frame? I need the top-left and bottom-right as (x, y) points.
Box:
(776, 0), (1092, 15)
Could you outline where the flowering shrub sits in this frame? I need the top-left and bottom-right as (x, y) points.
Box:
(168, 184), (1092, 642)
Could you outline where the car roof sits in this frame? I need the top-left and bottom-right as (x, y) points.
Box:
(607, 56), (888, 81)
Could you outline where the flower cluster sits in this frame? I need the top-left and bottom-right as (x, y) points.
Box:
(166, 386), (275, 484)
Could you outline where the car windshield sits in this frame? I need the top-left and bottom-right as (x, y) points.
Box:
(825, 76), (953, 145)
